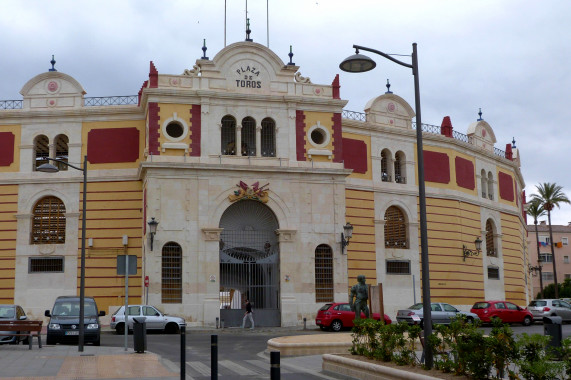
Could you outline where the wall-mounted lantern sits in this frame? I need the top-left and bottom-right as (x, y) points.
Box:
(147, 217), (159, 251)
(462, 237), (482, 261)
(341, 222), (354, 254)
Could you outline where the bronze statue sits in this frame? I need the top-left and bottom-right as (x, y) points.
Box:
(349, 274), (369, 320)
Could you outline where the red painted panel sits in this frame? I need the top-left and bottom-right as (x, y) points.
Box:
(0, 132), (15, 166)
(342, 138), (367, 174)
(498, 171), (514, 202)
(148, 103), (160, 155)
(424, 150), (450, 184)
(331, 113), (343, 163)
(189, 105), (201, 156)
(332, 74), (340, 99)
(455, 156), (475, 190)
(87, 128), (139, 163)
(149, 61), (158, 88)
(296, 110), (306, 161)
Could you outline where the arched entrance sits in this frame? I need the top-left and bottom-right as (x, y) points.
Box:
(219, 200), (280, 326)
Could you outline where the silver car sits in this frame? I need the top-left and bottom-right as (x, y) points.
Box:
(527, 299), (571, 322)
(110, 305), (186, 334)
(396, 302), (480, 327)
(0, 304), (28, 345)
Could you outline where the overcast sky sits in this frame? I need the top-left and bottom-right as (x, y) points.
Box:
(2, 0), (570, 225)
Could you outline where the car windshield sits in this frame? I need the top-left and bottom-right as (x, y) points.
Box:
(0, 306), (15, 319)
(529, 300), (547, 307)
(472, 302), (490, 309)
(53, 301), (98, 317)
(408, 303), (424, 310)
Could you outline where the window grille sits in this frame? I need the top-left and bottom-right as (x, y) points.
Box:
(481, 169), (487, 198)
(487, 172), (494, 200)
(386, 260), (410, 274)
(221, 116), (236, 155)
(162, 242), (182, 303)
(486, 220), (496, 256)
(29, 256), (64, 273)
(394, 152), (403, 183)
(488, 267), (500, 279)
(315, 244), (334, 302)
(54, 134), (69, 171)
(381, 151), (390, 182)
(384, 206), (407, 248)
(31, 196), (66, 244)
(34, 135), (49, 170)
(261, 118), (276, 157)
(241, 117), (256, 156)
(542, 272), (554, 281)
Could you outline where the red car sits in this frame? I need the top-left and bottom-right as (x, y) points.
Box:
(470, 300), (533, 326)
(315, 302), (392, 332)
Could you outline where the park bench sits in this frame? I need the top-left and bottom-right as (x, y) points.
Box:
(0, 320), (42, 349)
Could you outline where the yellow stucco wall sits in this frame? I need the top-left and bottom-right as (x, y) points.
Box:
(501, 212), (526, 305)
(0, 185), (18, 302)
(346, 189), (376, 285)
(0, 125), (21, 173)
(82, 120), (145, 169)
(342, 132), (372, 180)
(82, 180), (143, 313)
(157, 103), (194, 156)
(303, 111), (335, 163)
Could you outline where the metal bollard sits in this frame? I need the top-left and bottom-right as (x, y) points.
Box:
(221, 319), (225, 328)
(270, 351), (280, 379)
(180, 325), (186, 380)
(211, 334), (218, 379)
(303, 317), (306, 330)
(216, 317), (219, 329)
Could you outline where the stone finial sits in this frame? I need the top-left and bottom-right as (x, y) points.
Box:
(49, 55), (57, 72)
(385, 79), (392, 94)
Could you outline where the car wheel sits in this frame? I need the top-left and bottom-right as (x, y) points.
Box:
(523, 316), (532, 326)
(115, 323), (125, 335)
(331, 320), (343, 332)
(21, 337), (30, 346)
(319, 326), (327, 331)
(165, 323), (180, 334)
(466, 317), (474, 324)
(93, 338), (100, 346)
(46, 336), (56, 345)
(419, 320), (424, 329)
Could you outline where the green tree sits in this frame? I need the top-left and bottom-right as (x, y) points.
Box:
(527, 198), (546, 298)
(531, 183), (571, 299)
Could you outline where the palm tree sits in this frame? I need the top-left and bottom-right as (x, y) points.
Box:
(531, 183), (571, 299)
(526, 199), (546, 298)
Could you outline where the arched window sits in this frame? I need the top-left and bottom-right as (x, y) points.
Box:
(487, 172), (494, 200)
(261, 118), (276, 157)
(481, 169), (487, 198)
(394, 151), (406, 184)
(384, 206), (407, 248)
(485, 219), (496, 257)
(31, 196), (66, 244)
(381, 149), (391, 182)
(241, 117), (256, 156)
(162, 242), (182, 303)
(34, 135), (49, 171)
(54, 134), (69, 171)
(315, 244), (333, 302)
(221, 116), (236, 155)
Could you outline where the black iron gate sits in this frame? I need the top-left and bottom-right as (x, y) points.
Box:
(219, 200), (280, 327)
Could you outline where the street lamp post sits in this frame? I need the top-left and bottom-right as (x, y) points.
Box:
(340, 43), (433, 367)
(37, 155), (88, 352)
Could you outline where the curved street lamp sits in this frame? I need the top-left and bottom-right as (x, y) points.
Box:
(340, 43), (434, 367)
(37, 155), (88, 352)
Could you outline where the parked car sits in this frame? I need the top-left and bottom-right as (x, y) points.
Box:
(110, 305), (186, 334)
(315, 302), (392, 332)
(470, 300), (533, 326)
(527, 299), (571, 322)
(396, 302), (479, 327)
(0, 304), (29, 345)
(45, 296), (106, 346)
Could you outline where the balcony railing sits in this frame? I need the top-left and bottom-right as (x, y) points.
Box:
(0, 100), (23, 110)
(395, 175), (406, 184)
(84, 96), (138, 106)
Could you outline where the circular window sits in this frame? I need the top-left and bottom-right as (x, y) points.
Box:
(166, 122), (184, 139)
(311, 129), (326, 145)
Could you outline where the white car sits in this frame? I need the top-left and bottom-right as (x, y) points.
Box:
(110, 305), (185, 334)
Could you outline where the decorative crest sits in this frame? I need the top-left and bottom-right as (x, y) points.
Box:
(229, 181), (269, 203)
